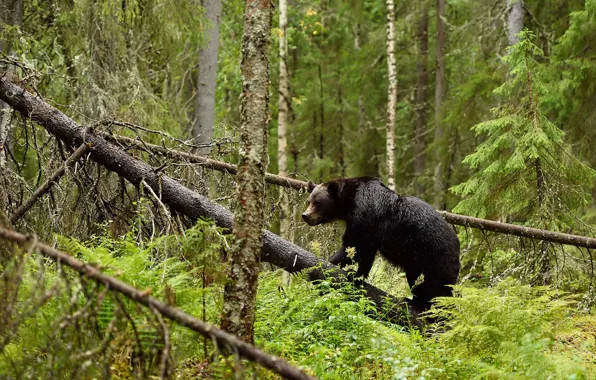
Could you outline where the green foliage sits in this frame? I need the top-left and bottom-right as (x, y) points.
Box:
(430, 278), (587, 378)
(3, 227), (596, 378)
(19, 0), (206, 136)
(253, 272), (594, 379)
(452, 31), (595, 229)
(0, 219), (229, 378)
(544, 0), (596, 173)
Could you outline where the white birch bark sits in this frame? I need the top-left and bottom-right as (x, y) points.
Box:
(278, 0), (290, 236)
(278, 0), (292, 285)
(385, 0), (397, 191)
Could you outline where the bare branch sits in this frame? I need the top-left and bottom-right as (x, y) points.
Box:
(10, 143), (91, 224)
(101, 132), (308, 190)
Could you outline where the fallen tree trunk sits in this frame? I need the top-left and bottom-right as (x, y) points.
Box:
(440, 212), (596, 250)
(0, 76), (407, 321)
(104, 133), (596, 250)
(0, 225), (316, 380)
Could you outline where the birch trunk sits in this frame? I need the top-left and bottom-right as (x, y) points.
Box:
(433, 0), (447, 209)
(191, 0), (221, 154)
(220, 0), (272, 344)
(278, 0), (292, 285)
(385, 0), (397, 191)
(414, 1), (429, 197)
(507, 0), (524, 46)
(318, 64), (325, 159)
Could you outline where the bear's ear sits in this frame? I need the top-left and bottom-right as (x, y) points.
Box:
(307, 180), (316, 193)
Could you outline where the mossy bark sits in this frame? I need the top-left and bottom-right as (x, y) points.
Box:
(220, 0), (273, 344)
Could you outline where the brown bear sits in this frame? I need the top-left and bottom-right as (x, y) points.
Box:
(302, 176), (460, 312)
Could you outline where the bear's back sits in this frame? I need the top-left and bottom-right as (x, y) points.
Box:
(348, 180), (459, 272)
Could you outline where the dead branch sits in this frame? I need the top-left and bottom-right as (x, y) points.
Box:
(103, 133), (596, 251)
(0, 225), (316, 380)
(10, 143), (91, 224)
(439, 212), (596, 250)
(101, 132), (307, 191)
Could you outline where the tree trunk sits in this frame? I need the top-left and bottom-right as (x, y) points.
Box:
(354, 23), (367, 176)
(0, 0), (23, 169)
(191, 0), (221, 155)
(413, 1), (429, 196)
(385, 0), (397, 191)
(277, 0), (289, 183)
(318, 64), (324, 159)
(507, 0), (524, 46)
(433, 0), (447, 209)
(278, 0), (292, 285)
(220, 0), (272, 344)
(338, 83), (345, 177)
(355, 23), (366, 139)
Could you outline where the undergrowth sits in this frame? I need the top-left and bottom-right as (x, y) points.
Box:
(1, 221), (594, 379)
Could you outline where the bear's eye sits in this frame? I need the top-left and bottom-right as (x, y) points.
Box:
(314, 200), (321, 207)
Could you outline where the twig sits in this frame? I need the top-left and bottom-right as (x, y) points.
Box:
(96, 120), (223, 151)
(10, 143), (91, 224)
(101, 132), (310, 191)
(0, 225), (317, 380)
(141, 179), (173, 234)
(150, 304), (172, 380)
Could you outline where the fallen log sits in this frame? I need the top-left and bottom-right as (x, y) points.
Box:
(104, 132), (596, 250)
(0, 76), (408, 322)
(0, 225), (316, 380)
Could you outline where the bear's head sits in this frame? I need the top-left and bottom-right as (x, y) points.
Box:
(301, 180), (339, 226)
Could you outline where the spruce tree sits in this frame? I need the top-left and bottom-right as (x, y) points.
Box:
(452, 30), (595, 232)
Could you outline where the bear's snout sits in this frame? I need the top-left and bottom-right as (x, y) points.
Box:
(301, 213), (314, 224)
(301, 212), (320, 226)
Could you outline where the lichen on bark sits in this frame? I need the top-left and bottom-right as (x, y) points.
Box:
(220, 0), (273, 344)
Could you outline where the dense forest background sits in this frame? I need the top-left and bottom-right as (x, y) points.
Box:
(1, 0), (596, 378)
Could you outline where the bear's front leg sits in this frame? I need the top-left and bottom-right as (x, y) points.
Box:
(354, 252), (375, 280)
(329, 245), (354, 267)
